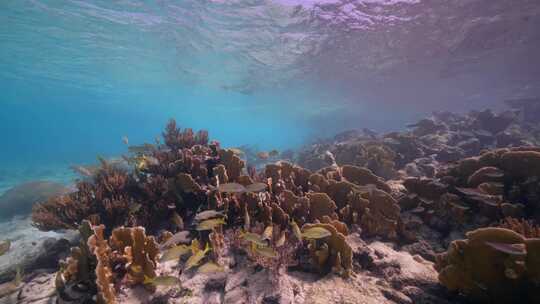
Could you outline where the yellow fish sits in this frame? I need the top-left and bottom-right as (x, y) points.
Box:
(291, 220), (302, 242)
(185, 242), (211, 270)
(198, 262), (225, 273)
(144, 275), (180, 286)
(262, 226), (273, 241)
(254, 246), (278, 258)
(0, 240), (11, 256)
(191, 239), (201, 254)
(240, 231), (268, 247)
(196, 218), (226, 231)
(244, 207), (251, 231)
(136, 157), (147, 170)
(276, 231), (286, 247)
(171, 212), (184, 230)
(130, 265), (143, 273)
(129, 203), (142, 214)
(160, 244), (191, 262)
(302, 227), (332, 239)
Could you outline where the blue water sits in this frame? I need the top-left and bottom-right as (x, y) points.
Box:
(1, 0), (540, 175)
(0, 2), (332, 170)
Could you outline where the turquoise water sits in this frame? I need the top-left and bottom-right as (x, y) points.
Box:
(1, 0), (540, 172)
(0, 0), (357, 171)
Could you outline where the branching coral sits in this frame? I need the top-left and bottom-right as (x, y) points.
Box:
(163, 119), (209, 150)
(498, 217), (540, 238)
(32, 120), (223, 234)
(218, 149), (245, 182)
(88, 224), (116, 304)
(58, 221), (160, 303)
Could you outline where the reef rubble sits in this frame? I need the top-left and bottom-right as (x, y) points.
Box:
(1, 107), (540, 304)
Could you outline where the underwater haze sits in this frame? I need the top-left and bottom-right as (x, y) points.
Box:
(3, 1), (540, 303)
(2, 0), (540, 176)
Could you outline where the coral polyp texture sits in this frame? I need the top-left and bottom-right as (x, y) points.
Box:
(16, 112), (540, 304)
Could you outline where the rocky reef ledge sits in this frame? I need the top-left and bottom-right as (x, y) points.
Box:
(1, 108), (540, 304)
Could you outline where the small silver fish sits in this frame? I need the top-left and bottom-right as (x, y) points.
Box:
(194, 210), (225, 221)
(161, 231), (191, 248)
(122, 136), (129, 145)
(218, 183), (246, 193)
(70, 165), (94, 177)
(245, 182), (267, 193)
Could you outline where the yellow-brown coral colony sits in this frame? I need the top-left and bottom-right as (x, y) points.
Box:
(28, 113), (540, 303)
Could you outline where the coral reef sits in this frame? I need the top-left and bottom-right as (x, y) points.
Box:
(57, 221), (160, 303)
(12, 110), (540, 304)
(297, 108), (540, 178)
